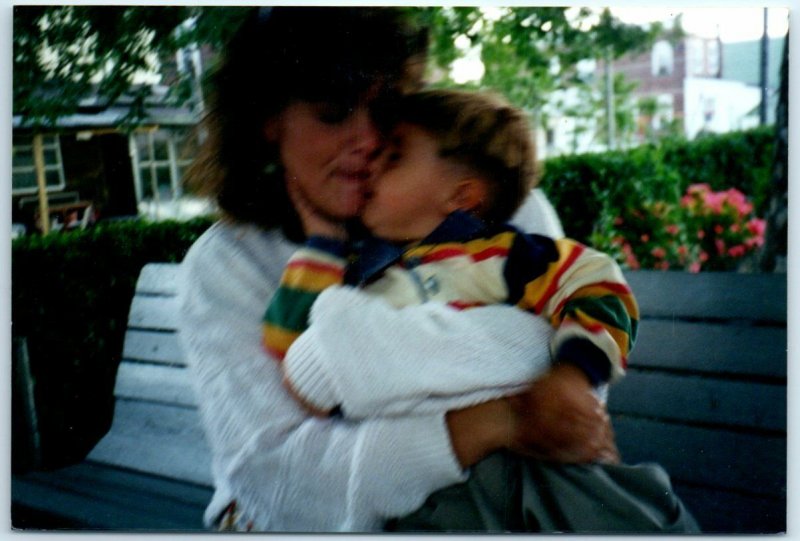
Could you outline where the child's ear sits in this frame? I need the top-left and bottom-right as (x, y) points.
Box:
(445, 178), (489, 215)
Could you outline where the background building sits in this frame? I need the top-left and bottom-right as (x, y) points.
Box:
(540, 34), (785, 158)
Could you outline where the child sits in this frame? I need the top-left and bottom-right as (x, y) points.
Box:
(259, 91), (702, 535)
(264, 89), (639, 417)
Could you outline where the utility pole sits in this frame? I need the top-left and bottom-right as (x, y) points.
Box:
(759, 7), (769, 125)
(604, 47), (616, 150)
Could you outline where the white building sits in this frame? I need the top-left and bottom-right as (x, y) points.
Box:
(538, 34), (783, 158)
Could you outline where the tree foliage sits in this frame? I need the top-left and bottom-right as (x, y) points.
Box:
(14, 6), (183, 127)
(406, 8), (659, 114)
(14, 6), (657, 132)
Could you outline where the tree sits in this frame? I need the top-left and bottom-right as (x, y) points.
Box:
(13, 6), (248, 128)
(16, 6), (657, 131)
(15, 6), (183, 127)
(405, 7), (659, 150)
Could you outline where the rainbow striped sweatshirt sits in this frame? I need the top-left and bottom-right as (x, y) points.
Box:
(264, 211), (638, 385)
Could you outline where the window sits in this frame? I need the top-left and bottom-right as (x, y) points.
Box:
(706, 40), (720, 76)
(651, 40), (674, 77)
(12, 134), (66, 195)
(688, 39), (705, 76)
(130, 128), (197, 203)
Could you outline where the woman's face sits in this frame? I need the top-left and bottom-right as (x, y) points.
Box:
(268, 99), (382, 221)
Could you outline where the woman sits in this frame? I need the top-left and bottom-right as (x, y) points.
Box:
(178, 7), (615, 532)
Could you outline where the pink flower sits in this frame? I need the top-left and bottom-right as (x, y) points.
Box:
(723, 189), (753, 216)
(699, 251), (709, 262)
(715, 239), (726, 255)
(730, 223), (740, 233)
(746, 218), (766, 237)
(622, 243), (640, 270)
(677, 245), (688, 256)
(655, 261), (670, 270)
(704, 192), (726, 214)
(665, 224), (680, 235)
(714, 224), (724, 235)
(688, 262), (701, 273)
(687, 183), (711, 195)
(727, 245), (747, 258)
(641, 234), (650, 242)
(745, 236), (765, 248)
(651, 247), (667, 259)
(697, 230), (706, 240)
(613, 216), (624, 226)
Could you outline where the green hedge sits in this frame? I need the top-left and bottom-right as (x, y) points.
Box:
(540, 126), (775, 244)
(11, 217), (213, 471)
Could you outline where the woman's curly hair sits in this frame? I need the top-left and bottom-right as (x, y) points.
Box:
(185, 7), (427, 240)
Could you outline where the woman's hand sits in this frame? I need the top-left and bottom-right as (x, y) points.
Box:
(286, 178), (348, 240)
(445, 364), (619, 469)
(507, 364), (620, 464)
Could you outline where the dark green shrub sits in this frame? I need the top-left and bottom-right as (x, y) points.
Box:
(540, 126), (774, 244)
(659, 126), (774, 211)
(11, 217), (213, 471)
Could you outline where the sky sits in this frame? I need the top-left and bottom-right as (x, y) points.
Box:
(610, 6), (790, 42)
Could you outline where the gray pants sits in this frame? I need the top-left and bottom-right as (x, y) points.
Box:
(386, 451), (700, 533)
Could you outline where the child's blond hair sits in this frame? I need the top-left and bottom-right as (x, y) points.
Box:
(396, 89), (538, 225)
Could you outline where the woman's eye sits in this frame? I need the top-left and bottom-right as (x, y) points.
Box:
(316, 103), (353, 124)
(383, 150), (402, 168)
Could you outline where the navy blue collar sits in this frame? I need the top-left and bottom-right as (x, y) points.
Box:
(345, 211), (491, 286)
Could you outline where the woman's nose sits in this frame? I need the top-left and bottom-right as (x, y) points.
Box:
(349, 108), (381, 156)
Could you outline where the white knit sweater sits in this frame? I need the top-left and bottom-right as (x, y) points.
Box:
(177, 189), (562, 531)
(285, 286), (554, 418)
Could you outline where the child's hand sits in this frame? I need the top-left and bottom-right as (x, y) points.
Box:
(286, 179), (348, 240)
(506, 364), (619, 464)
(281, 375), (334, 418)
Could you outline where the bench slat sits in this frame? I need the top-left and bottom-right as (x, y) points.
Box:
(135, 263), (182, 296)
(624, 271), (786, 322)
(12, 461), (210, 530)
(88, 400), (212, 487)
(673, 483), (785, 534)
(127, 295), (180, 330)
(630, 321), (786, 378)
(609, 370), (786, 431)
(114, 363), (198, 407)
(123, 330), (184, 365)
(614, 417), (785, 497)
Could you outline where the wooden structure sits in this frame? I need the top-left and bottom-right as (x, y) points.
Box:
(609, 271), (786, 533)
(11, 265), (787, 532)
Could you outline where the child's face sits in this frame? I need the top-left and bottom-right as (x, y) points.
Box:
(362, 123), (463, 242)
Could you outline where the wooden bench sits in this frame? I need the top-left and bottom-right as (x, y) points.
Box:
(11, 263), (212, 530)
(609, 271), (787, 533)
(11, 264), (787, 533)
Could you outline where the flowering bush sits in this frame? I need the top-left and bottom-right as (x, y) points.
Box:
(592, 184), (766, 272)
